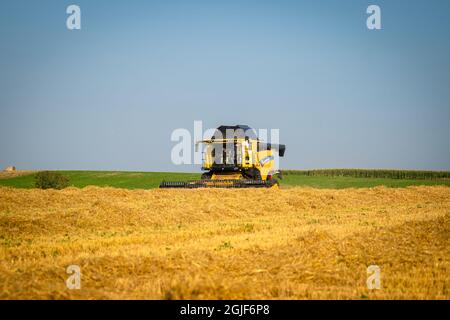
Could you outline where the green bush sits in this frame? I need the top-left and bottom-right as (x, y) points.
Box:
(35, 171), (70, 189)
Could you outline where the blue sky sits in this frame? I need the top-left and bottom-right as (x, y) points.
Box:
(1, 0), (449, 171)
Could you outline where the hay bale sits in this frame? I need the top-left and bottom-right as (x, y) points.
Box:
(4, 166), (16, 172)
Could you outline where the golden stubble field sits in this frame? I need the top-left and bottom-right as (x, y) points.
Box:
(0, 186), (448, 299)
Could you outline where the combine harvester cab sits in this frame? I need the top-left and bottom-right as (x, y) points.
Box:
(160, 125), (285, 189)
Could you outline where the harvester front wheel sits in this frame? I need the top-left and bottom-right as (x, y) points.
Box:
(201, 173), (212, 180)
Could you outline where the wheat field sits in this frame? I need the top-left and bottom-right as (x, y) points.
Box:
(0, 186), (448, 299)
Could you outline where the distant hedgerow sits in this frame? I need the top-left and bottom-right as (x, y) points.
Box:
(282, 169), (450, 180)
(35, 171), (70, 190)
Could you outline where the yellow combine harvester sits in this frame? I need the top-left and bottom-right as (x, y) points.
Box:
(160, 125), (286, 188)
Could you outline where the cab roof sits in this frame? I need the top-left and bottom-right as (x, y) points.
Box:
(212, 125), (258, 140)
